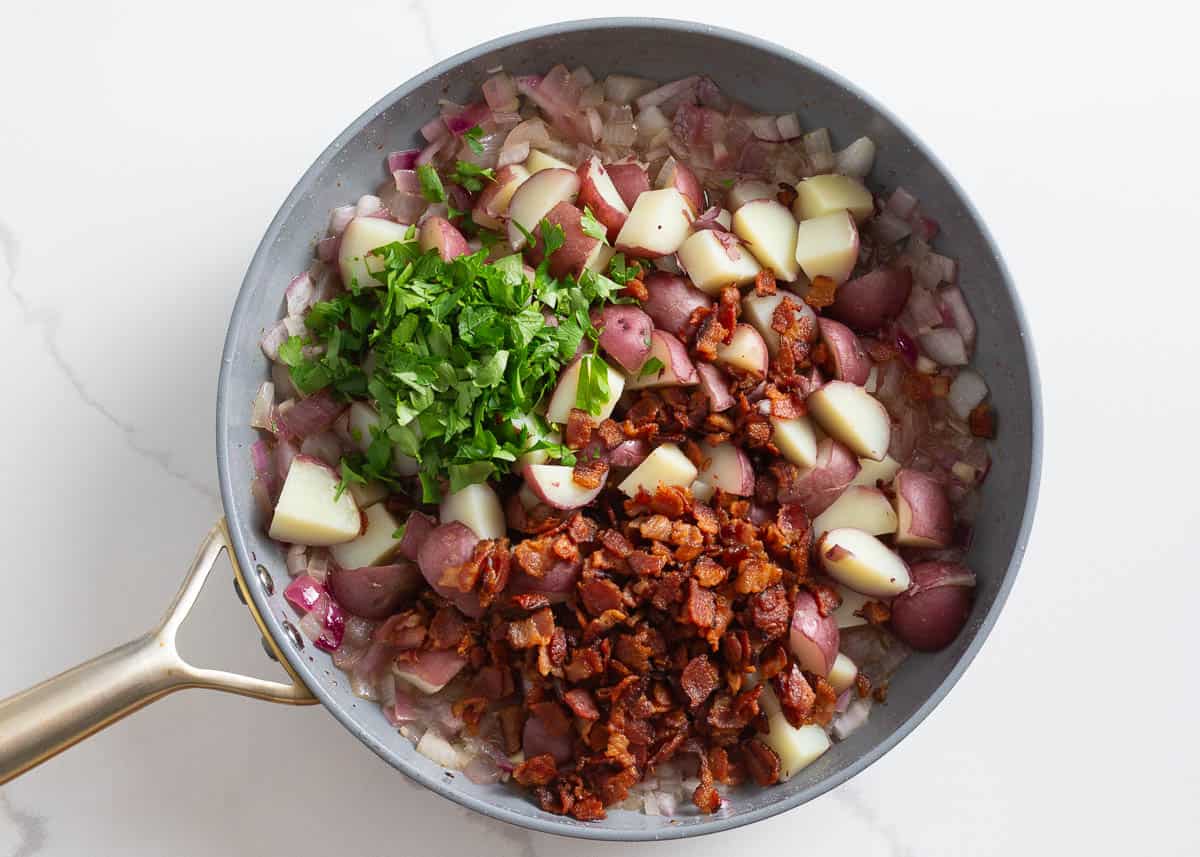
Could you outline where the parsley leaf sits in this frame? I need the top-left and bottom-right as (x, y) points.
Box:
(607, 252), (643, 286)
(463, 125), (486, 155)
(638, 356), (665, 378)
(449, 160), (495, 193)
(417, 164), (445, 202)
(580, 206), (608, 243)
(574, 352), (611, 416)
(277, 335), (304, 367)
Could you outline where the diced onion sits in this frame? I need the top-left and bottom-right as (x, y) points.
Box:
(835, 136), (876, 178)
(948, 368), (989, 419)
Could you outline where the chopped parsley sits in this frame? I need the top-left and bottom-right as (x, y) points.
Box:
(449, 160), (495, 193)
(606, 252), (643, 286)
(580, 206), (608, 243)
(638, 356), (665, 378)
(463, 125), (486, 155)
(417, 164), (445, 202)
(282, 215), (619, 502)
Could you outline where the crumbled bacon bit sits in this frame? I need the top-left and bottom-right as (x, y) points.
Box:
(775, 183), (798, 208)
(681, 654), (720, 709)
(565, 408), (596, 450)
(510, 592), (551, 611)
(638, 514), (673, 542)
(694, 315), (729, 361)
(811, 675), (838, 726)
(717, 287), (741, 343)
(621, 277), (649, 302)
(693, 782), (722, 814)
(514, 535), (555, 579)
(684, 579), (717, 627)
(598, 528), (634, 558)
(743, 738), (782, 785)
(858, 599), (891, 625)
(735, 557), (781, 594)
(754, 269), (777, 296)
(772, 663), (815, 727)
(427, 606), (468, 650)
(873, 683), (889, 703)
(803, 275), (837, 309)
(566, 512), (598, 544)
(692, 555), (727, 587)
(579, 575), (624, 616)
(514, 754), (558, 786)
(573, 455), (609, 489)
(564, 688), (601, 720)
(452, 696), (488, 732)
(596, 419), (624, 450)
(507, 607), (554, 648)
(748, 585), (790, 639)
(808, 582), (841, 617)
(969, 402), (996, 438)
(570, 796), (607, 821)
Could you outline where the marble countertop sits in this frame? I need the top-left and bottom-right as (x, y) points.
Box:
(2, 2), (1197, 855)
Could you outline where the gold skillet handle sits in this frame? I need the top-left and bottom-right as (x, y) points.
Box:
(0, 520), (316, 785)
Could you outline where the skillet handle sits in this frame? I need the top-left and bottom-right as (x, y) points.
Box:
(0, 520), (316, 785)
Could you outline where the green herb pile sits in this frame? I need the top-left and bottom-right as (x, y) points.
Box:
(278, 216), (641, 503)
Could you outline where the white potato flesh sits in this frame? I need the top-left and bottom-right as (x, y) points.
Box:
(793, 174), (875, 222)
(832, 584), (870, 629)
(439, 482), (506, 540)
(732, 199), (800, 281)
(472, 164), (529, 229)
(506, 168), (581, 249)
(818, 528), (911, 597)
(330, 502), (404, 569)
(714, 323), (769, 375)
(850, 454), (901, 488)
(811, 486), (898, 540)
(698, 442), (755, 496)
(715, 208), (732, 229)
(676, 229), (761, 294)
(807, 381), (892, 461)
(416, 726), (467, 764)
(338, 217), (413, 289)
(743, 291), (815, 356)
(794, 210), (859, 285)
(690, 479), (715, 503)
(518, 483), (541, 511)
(583, 242), (615, 273)
(524, 149), (574, 173)
(759, 685), (832, 781)
(546, 358), (625, 424)
(771, 415), (819, 468)
(617, 443), (698, 498)
(525, 464), (604, 509)
(623, 331), (697, 391)
(347, 401), (380, 453)
(727, 180), (776, 211)
(828, 652), (859, 693)
(512, 415), (560, 477)
(269, 456), (362, 546)
(615, 188), (695, 257)
(348, 479), (388, 508)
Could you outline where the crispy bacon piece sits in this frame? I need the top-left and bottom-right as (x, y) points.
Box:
(748, 584), (790, 639)
(507, 607), (555, 648)
(621, 276), (649, 302)
(693, 503), (719, 535)
(579, 575), (624, 616)
(565, 408), (596, 449)
(803, 275), (837, 309)
(513, 535), (555, 579)
(427, 606), (468, 651)
(772, 663), (815, 727)
(717, 286), (741, 343)
(694, 314), (729, 361)
(452, 696), (488, 732)
(573, 455), (609, 489)
(743, 738), (782, 786)
(684, 579), (717, 628)
(566, 512), (598, 544)
(596, 419), (624, 449)
(638, 514), (673, 542)
(809, 582), (842, 617)
(514, 754), (558, 786)
(681, 654), (720, 709)
(564, 688), (601, 720)
(693, 782), (722, 813)
(811, 675), (839, 726)
(735, 557), (781, 594)
(510, 592), (551, 611)
(754, 269), (777, 296)
(692, 555), (727, 587)
(599, 528), (634, 558)
(858, 599), (891, 626)
(498, 705), (525, 753)
(969, 402), (997, 438)
(627, 549), (667, 578)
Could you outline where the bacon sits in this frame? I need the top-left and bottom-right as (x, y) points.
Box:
(717, 286), (741, 343)
(598, 528), (634, 558)
(507, 607), (555, 648)
(684, 579), (717, 628)
(693, 782), (722, 814)
(573, 455), (609, 489)
(692, 555), (727, 587)
(969, 402), (997, 438)
(510, 592), (551, 611)
(565, 408), (596, 449)
(514, 754), (558, 786)
(563, 688), (601, 720)
(809, 582), (842, 617)
(734, 557), (781, 594)
(513, 535), (555, 579)
(742, 738), (781, 786)
(427, 606), (468, 650)
(754, 269), (777, 296)
(803, 275), (837, 309)
(579, 575), (624, 616)
(638, 514), (673, 542)
(566, 512), (598, 544)
(772, 662), (815, 727)
(627, 549), (667, 578)
(681, 654), (720, 709)
(621, 276), (649, 302)
(748, 584), (790, 639)
(694, 315), (729, 361)
(596, 419), (624, 450)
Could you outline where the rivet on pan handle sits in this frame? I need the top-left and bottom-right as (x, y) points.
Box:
(0, 519), (317, 785)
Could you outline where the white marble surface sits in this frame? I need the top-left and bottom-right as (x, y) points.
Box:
(2, 1), (1198, 854)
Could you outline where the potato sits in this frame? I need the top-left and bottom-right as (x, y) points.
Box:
(594, 304), (654, 373)
(827, 267), (912, 332)
(742, 290), (816, 355)
(698, 441), (755, 496)
(416, 521), (483, 617)
(889, 562), (975, 651)
(676, 229), (762, 294)
(472, 164), (530, 230)
(329, 562), (422, 620)
(714, 323), (769, 376)
(790, 590), (840, 676)
(811, 486), (898, 540)
(793, 210), (859, 285)
(832, 584), (871, 629)
(506, 168), (581, 249)
(418, 215), (470, 261)
(524, 463), (606, 509)
(732, 199), (800, 281)
(545, 357), (625, 424)
(330, 502), (405, 569)
(524, 201), (599, 278)
(817, 527), (911, 597)
(655, 156), (705, 214)
(524, 148), (573, 173)
(775, 437), (860, 516)
(697, 363), (735, 412)
(827, 652), (859, 693)
(818, 318), (872, 385)
(726, 180), (776, 211)
(439, 481), (506, 540)
(850, 454), (901, 488)
(640, 272), (713, 339)
(758, 685), (831, 781)
(806, 381), (891, 461)
(605, 162), (652, 208)
(268, 455), (362, 546)
(511, 415), (560, 477)
(338, 216), (413, 289)
(576, 155), (629, 241)
(615, 188), (695, 257)
(624, 330), (698, 390)
(772, 415), (819, 469)
(617, 443), (698, 497)
(893, 469), (954, 548)
(793, 174), (875, 222)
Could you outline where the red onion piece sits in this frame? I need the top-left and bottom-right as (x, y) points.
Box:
(885, 187), (919, 220)
(284, 574), (325, 613)
(497, 141), (530, 168)
(284, 273), (316, 316)
(416, 136), (448, 166)
(391, 169), (421, 195)
(386, 149), (421, 172)
(275, 389), (347, 440)
(635, 75), (700, 112)
(328, 204), (357, 237)
(251, 439), (277, 497)
(443, 101), (491, 136)
(775, 113), (802, 140)
(316, 235), (340, 264)
(250, 382), (275, 432)
(420, 116), (448, 143)
(483, 73), (519, 112)
(948, 369), (989, 420)
(259, 320), (288, 361)
(938, 286), (977, 350)
(919, 328), (969, 366)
